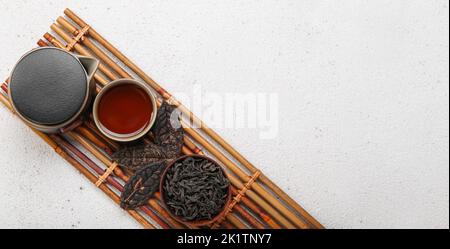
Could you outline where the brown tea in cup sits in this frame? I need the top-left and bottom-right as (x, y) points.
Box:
(93, 79), (157, 142)
(98, 84), (152, 135)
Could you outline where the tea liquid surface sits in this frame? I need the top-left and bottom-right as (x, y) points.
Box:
(98, 84), (152, 135)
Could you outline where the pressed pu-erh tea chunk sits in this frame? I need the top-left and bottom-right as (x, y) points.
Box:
(113, 142), (175, 171)
(112, 101), (183, 171)
(151, 101), (184, 157)
(163, 156), (230, 221)
(120, 160), (167, 209)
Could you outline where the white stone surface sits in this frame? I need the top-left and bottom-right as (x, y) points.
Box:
(0, 0), (448, 229)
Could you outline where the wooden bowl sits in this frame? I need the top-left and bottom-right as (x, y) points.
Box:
(160, 155), (232, 227)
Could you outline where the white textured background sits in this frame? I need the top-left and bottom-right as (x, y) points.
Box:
(0, 0), (448, 229)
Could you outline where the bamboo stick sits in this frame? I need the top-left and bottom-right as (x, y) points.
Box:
(37, 39), (48, 47)
(0, 93), (153, 228)
(75, 126), (113, 155)
(63, 8), (322, 229)
(228, 171), (295, 228)
(232, 204), (265, 229)
(41, 28), (291, 229)
(222, 221), (234, 229)
(84, 119), (120, 151)
(56, 17), (130, 78)
(230, 187), (280, 229)
(1, 84), (8, 93)
(48, 25), (118, 81)
(226, 214), (248, 229)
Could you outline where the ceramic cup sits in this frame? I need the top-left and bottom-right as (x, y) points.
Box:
(8, 47), (99, 133)
(92, 78), (158, 142)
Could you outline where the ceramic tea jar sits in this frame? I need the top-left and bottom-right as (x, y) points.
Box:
(8, 47), (99, 133)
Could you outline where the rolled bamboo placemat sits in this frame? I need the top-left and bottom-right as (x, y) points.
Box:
(62, 8), (323, 229)
(2, 9), (324, 229)
(61, 10), (321, 228)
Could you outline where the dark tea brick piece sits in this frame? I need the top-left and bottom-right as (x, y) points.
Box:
(112, 142), (174, 171)
(151, 101), (184, 157)
(112, 101), (184, 171)
(120, 161), (167, 209)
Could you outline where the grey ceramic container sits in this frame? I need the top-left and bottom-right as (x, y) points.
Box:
(8, 47), (99, 133)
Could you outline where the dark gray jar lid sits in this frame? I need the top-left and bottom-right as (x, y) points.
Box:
(10, 47), (87, 125)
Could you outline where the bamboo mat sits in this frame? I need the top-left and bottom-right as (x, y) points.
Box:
(0, 8), (323, 229)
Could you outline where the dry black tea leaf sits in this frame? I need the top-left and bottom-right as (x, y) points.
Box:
(112, 101), (184, 171)
(120, 160), (167, 209)
(112, 142), (173, 171)
(163, 156), (230, 221)
(151, 101), (184, 157)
